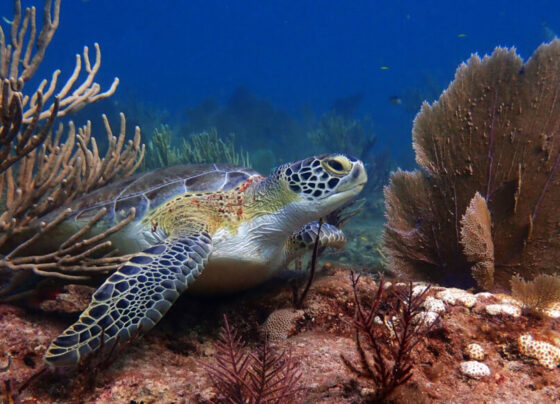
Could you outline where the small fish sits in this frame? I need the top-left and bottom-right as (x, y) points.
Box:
(389, 96), (403, 106)
(360, 236), (368, 242)
(2, 17), (13, 25)
(380, 66), (390, 70)
(457, 33), (467, 38)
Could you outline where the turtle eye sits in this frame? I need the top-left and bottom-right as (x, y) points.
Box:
(322, 157), (351, 175)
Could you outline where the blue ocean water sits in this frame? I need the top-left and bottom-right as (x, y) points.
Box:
(1, 0), (558, 166)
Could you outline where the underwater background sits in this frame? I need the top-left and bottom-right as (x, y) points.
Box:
(0, 0), (557, 272)
(2, 1), (560, 402)
(1, 0), (558, 169)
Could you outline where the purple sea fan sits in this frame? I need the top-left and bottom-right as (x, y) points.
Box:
(384, 39), (560, 289)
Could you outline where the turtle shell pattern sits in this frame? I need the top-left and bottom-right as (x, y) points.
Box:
(52, 164), (259, 227)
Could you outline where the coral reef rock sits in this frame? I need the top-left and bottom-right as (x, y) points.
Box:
(0, 266), (559, 403)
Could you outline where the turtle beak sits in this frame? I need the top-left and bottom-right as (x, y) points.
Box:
(337, 161), (367, 194)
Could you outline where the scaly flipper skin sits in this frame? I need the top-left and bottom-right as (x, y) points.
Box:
(44, 232), (212, 367)
(285, 221), (346, 260)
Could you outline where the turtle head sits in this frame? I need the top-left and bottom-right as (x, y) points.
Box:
(273, 153), (367, 218)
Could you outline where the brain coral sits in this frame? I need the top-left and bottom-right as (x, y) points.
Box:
(261, 309), (305, 341)
(384, 40), (560, 289)
(460, 361), (491, 379)
(465, 343), (485, 361)
(518, 334), (560, 369)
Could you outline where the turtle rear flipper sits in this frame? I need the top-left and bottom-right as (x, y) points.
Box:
(44, 232), (212, 367)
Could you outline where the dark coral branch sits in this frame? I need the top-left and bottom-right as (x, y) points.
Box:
(342, 275), (435, 403)
(293, 218), (323, 309)
(204, 315), (304, 404)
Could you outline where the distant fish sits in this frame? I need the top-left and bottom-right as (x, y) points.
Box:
(457, 33), (467, 38)
(389, 96), (403, 106)
(380, 66), (390, 70)
(2, 17), (13, 25)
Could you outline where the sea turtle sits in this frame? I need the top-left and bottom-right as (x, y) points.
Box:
(41, 154), (367, 367)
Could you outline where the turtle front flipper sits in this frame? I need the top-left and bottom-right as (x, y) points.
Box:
(285, 221), (346, 262)
(44, 232), (212, 367)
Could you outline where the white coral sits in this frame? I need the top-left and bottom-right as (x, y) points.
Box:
(460, 361), (490, 379)
(412, 284), (430, 297)
(485, 303), (521, 318)
(518, 334), (560, 369)
(423, 297), (446, 313)
(416, 311), (439, 327)
(497, 294), (522, 307)
(544, 302), (560, 319)
(436, 288), (476, 308)
(465, 343), (485, 361)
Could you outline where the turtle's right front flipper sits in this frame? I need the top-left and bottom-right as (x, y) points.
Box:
(44, 232), (212, 367)
(284, 221), (346, 263)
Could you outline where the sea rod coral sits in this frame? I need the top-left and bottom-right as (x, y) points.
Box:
(384, 40), (560, 290)
(0, 0), (144, 296)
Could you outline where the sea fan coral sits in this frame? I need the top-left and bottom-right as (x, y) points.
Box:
(460, 192), (494, 289)
(384, 40), (560, 289)
(510, 273), (560, 314)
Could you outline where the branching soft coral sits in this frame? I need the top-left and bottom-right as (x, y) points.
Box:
(342, 274), (435, 403)
(204, 315), (304, 404)
(0, 0), (144, 297)
(384, 40), (560, 289)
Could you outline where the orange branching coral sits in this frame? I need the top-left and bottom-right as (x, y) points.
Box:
(0, 0), (119, 172)
(0, 114), (143, 242)
(384, 40), (560, 289)
(0, 0), (144, 292)
(0, 0), (118, 120)
(460, 192), (494, 289)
